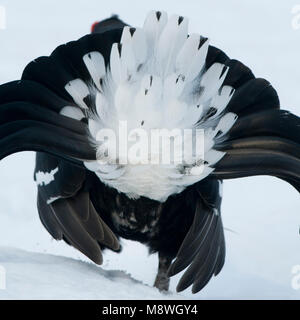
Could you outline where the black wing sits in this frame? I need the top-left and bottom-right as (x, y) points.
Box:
(0, 23), (126, 264)
(167, 178), (225, 293)
(35, 153), (119, 264)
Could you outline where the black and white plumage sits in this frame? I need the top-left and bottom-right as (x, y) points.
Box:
(0, 11), (299, 294)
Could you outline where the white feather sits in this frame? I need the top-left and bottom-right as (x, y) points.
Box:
(95, 91), (109, 120)
(156, 14), (188, 77)
(163, 73), (185, 101)
(164, 99), (187, 127)
(190, 165), (213, 177)
(181, 104), (203, 128)
(199, 63), (229, 103)
(120, 41), (136, 78)
(204, 149), (225, 166)
(88, 119), (101, 138)
(110, 43), (125, 84)
(84, 160), (100, 172)
(97, 166), (126, 180)
(60, 106), (84, 120)
(210, 85), (235, 118)
(176, 34), (209, 82)
(64, 79), (89, 109)
(143, 11), (168, 54)
(213, 112), (238, 137)
(121, 27), (148, 67)
(83, 51), (106, 91)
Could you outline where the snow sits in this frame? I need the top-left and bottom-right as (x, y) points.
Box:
(0, 0), (299, 299)
(0, 247), (181, 300)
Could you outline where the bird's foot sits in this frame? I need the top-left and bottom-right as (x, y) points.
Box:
(153, 253), (173, 292)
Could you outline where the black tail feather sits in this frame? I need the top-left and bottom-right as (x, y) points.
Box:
(0, 120), (95, 163)
(213, 107), (300, 192)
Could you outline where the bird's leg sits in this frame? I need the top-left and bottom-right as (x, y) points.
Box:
(153, 252), (173, 292)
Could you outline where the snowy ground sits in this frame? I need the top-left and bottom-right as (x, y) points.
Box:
(0, 0), (299, 299)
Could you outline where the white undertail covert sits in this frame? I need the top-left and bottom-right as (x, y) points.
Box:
(62, 11), (237, 202)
